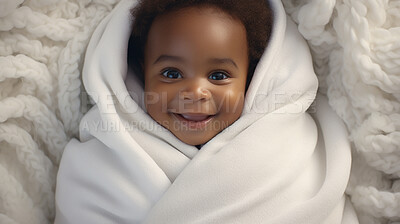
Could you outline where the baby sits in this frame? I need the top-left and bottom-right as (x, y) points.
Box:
(128, 0), (272, 146)
(55, 0), (359, 223)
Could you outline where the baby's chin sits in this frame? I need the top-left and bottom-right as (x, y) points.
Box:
(171, 129), (217, 146)
(183, 138), (211, 147)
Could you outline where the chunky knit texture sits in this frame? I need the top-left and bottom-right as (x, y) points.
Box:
(283, 1), (400, 223)
(0, 0), (118, 223)
(0, 0), (399, 223)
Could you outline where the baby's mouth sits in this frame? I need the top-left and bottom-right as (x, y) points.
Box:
(172, 113), (215, 129)
(179, 113), (211, 121)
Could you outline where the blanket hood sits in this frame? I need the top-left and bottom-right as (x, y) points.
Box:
(80, 0), (318, 154)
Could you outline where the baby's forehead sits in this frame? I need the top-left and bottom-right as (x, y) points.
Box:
(146, 8), (247, 54)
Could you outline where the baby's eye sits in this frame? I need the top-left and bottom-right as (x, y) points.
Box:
(162, 69), (183, 79)
(209, 71), (229, 80)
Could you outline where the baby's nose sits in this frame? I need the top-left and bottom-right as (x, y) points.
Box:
(180, 81), (211, 102)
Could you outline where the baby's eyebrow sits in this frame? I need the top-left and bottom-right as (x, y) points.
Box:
(208, 58), (238, 69)
(153, 55), (238, 69)
(153, 55), (184, 65)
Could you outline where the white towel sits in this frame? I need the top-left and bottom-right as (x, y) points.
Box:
(55, 0), (359, 223)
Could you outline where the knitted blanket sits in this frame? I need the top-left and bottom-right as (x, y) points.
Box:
(0, 1), (118, 223)
(0, 0), (398, 223)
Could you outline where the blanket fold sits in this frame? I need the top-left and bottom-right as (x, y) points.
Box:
(55, 0), (359, 223)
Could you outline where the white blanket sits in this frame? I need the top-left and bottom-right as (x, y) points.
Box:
(54, 0), (359, 223)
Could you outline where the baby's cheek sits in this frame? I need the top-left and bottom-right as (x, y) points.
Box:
(145, 99), (171, 130)
(218, 89), (245, 115)
(145, 85), (174, 112)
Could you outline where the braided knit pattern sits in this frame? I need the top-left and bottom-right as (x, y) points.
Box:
(0, 0), (119, 223)
(283, 0), (400, 223)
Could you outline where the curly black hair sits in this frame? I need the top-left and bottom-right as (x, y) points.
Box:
(128, 0), (273, 88)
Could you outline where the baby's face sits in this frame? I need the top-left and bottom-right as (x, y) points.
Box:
(144, 6), (248, 146)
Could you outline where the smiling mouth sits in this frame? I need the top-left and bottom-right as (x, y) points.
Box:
(180, 113), (211, 121)
(172, 113), (215, 129)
